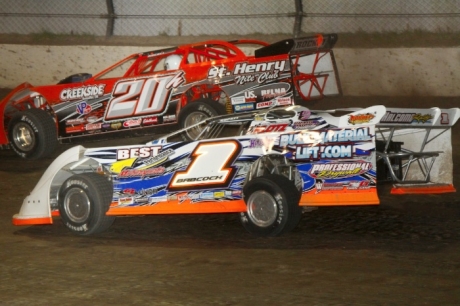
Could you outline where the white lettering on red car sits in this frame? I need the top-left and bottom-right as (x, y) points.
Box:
(60, 85), (106, 101)
(104, 72), (185, 121)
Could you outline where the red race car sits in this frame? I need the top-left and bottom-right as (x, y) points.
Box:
(0, 34), (341, 159)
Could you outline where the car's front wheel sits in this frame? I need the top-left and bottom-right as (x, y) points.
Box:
(7, 108), (58, 159)
(240, 174), (302, 237)
(178, 99), (227, 140)
(58, 173), (115, 236)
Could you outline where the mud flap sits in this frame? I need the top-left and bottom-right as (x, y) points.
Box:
(391, 183), (456, 195)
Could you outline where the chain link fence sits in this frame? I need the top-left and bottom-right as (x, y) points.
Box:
(0, 0), (459, 37)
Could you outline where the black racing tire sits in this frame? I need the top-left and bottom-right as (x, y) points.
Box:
(240, 174), (302, 237)
(7, 108), (58, 159)
(58, 173), (115, 236)
(178, 99), (227, 141)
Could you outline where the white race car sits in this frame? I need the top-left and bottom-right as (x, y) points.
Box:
(13, 104), (460, 236)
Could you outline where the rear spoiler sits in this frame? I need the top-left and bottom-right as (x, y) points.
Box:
(319, 107), (460, 128)
(254, 33), (338, 58)
(378, 107), (460, 128)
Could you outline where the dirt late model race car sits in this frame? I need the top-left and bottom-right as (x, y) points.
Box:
(13, 104), (459, 236)
(0, 33), (341, 159)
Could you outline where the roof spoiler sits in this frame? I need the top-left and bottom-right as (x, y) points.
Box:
(254, 33), (338, 58)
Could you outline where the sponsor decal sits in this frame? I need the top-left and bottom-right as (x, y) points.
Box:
(281, 128), (372, 160)
(117, 146), (162, 160)
(293, 120), (318, 130)
(295, 144), (352, 159)
(85, 123), (102, 131)
(200, 191), (214, 199)
(119, 197), (134, 206)
(214, 191), (225, 198)
(233, 61), (286, 75)
(207, 60), (287, 85)
(280, 128), (371, 146)
(249, 138), (264, 148)
(244, 91), (257, 102)
(261, 87), (287, 100)
(380, 111), (433, 124)
(294, 38), (321, 51)
(310, 162), (372, 179)
(440, 113), (450, 124)
(256, 101), (274, 109)
(101, 123), (111, 129)
(139, 148), (175, 167)
(118, 167), (166, 178)
(314, 179), (343, 194)
(176, 175), (223, 183)
(208, 61), (285, 77)
(134, 197), (149, 204)
(123, 118), (142, 128)
(111, 148), (173, 173)
(234, 103), (254, 111)
(66, 118), (86, 125)
(348, 113), (375, 125)
(66, 125), (85, 134)
(163, 114), (176, 122)
(139, 187), (161, 196)
(60, 84), (106, 101)
(321, 183), (344, 190)
(234, 84), (292, 105)
(314, 179), (372, 194)
(298, 110), (311, 120)
(143, 116), (158, 125)
(111, 122), (122, 130)
(413, 113), (433, 123)
(231, 190), (242, 196)
(249, 137), (276, 149)
(276, 96), (292, 106)
(148, 195), (167, 203)
(347, 180), (371, 190)
(248, 123), (289, 134)
(122, 188), (136, 195)
(76, 101), (92, 115)
(231, 96), (246, 105)
(254, 114), (264, 121)
(235, 70), (282, 85)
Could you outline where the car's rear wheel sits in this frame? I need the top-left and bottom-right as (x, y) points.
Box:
(240, 174), (302, 237)
(178, 99), (227, 140)
(58, 173), (115, 236)
(7, 108), (58, 159)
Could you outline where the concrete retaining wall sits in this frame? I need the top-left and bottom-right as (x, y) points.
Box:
(1, 44), (459, 96)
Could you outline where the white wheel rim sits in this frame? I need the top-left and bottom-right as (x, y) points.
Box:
(63, 188), (91, 223)
(246, 190), (278, 227)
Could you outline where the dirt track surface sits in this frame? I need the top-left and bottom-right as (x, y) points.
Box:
(1, 94), (460, 305)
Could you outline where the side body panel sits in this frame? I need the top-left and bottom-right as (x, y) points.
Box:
(82, 117), (380, 216)
(1, 35), (341, 147)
